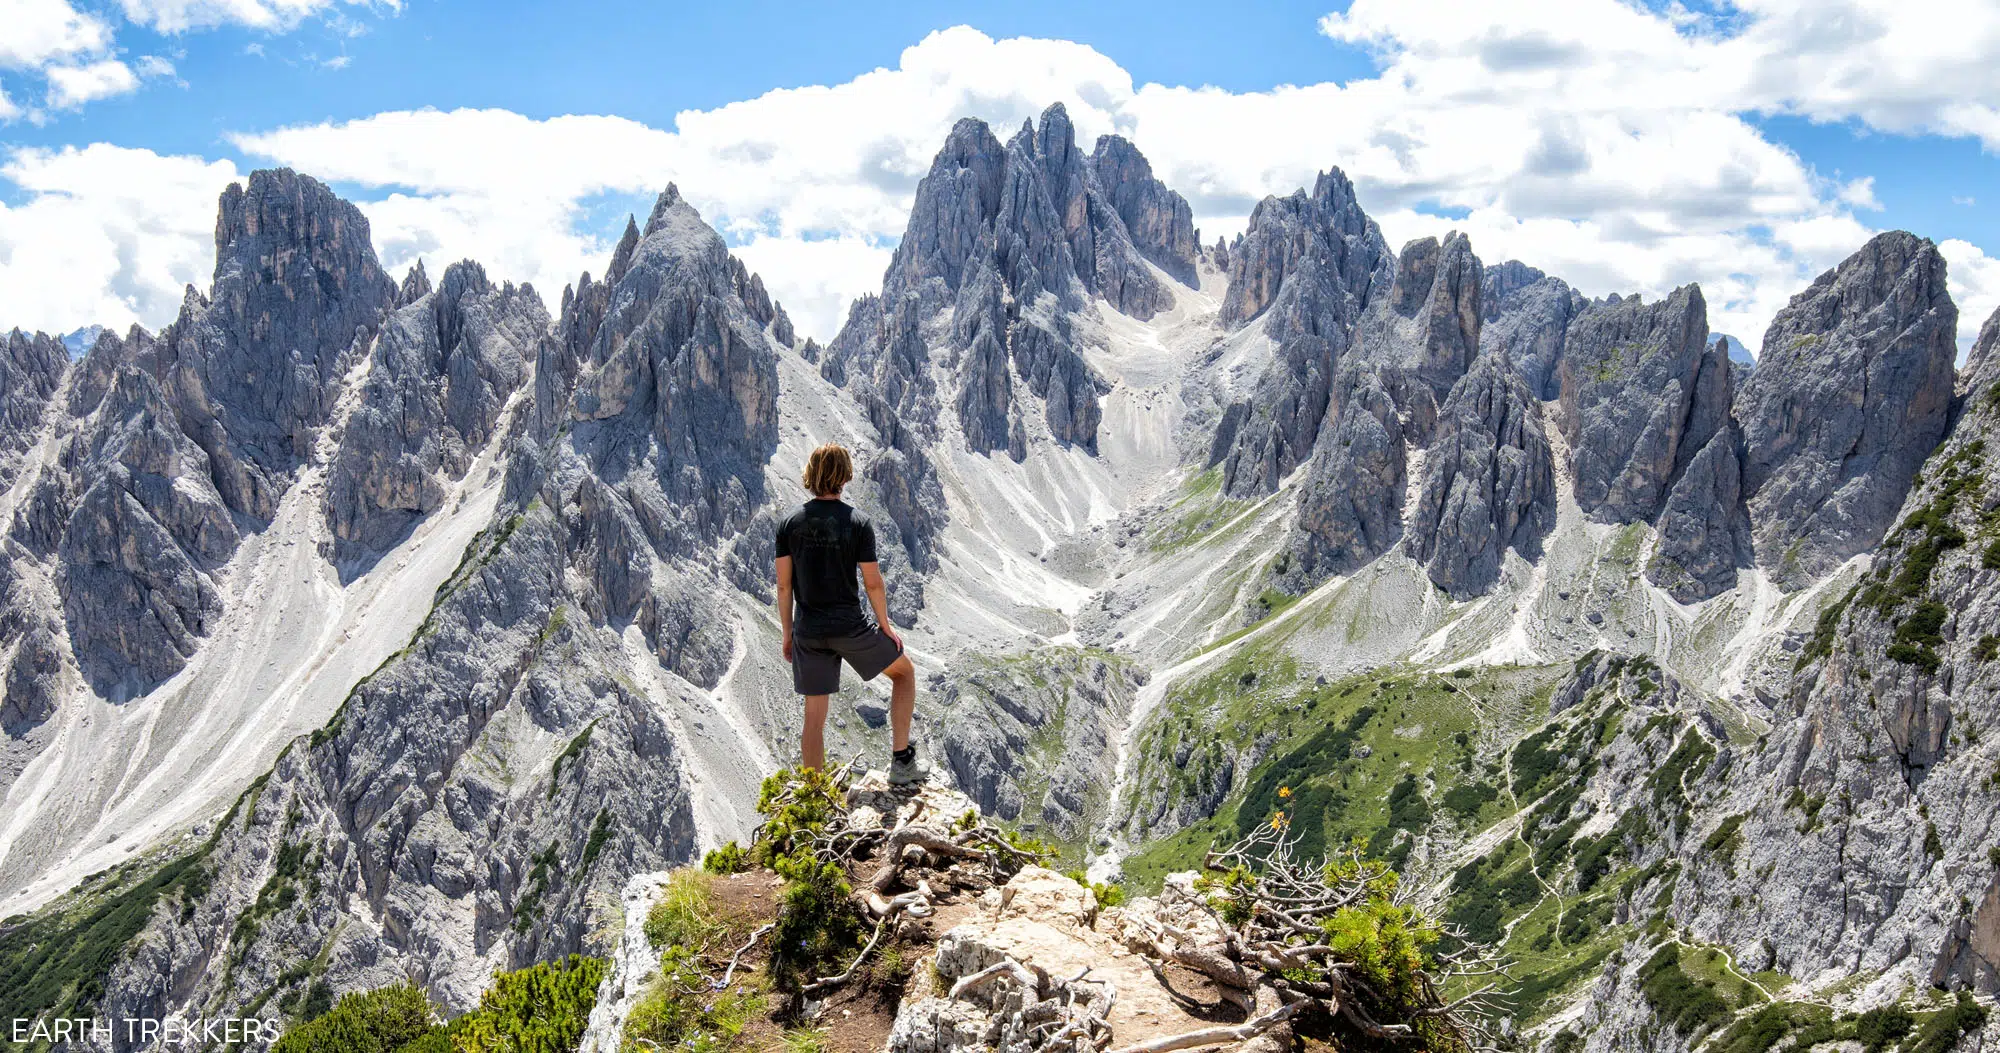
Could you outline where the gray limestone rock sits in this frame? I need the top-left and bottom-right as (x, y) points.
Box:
(163, 168), (397, 522)
(538, 186), (781, 680)
(1958, 305), (2000, 398)
(1645, 423), (1751, 602)
(831, 103), (1185, 463)
(0, 329), (67, 467)
(325, 260), (541, 565)
(1347, 232), (1485, 444)
(23, 358), (239, 694)
(934, 648), (1140, 841)
(1479, 260), (1586, 399)
(1088, 133), (1198, 288)
(1737, 231), (1957, 584)
(1557, 284), (1716, 523)
(1276, 367), (1408, 589)
(1219, 168), (1391, 340)
(1210, 168), (1394, 496)
(1207, 333), (1340, 496)
(1406, 351), (1556, 598)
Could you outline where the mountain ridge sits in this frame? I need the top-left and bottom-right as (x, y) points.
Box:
(1, 102), (1998, 1052)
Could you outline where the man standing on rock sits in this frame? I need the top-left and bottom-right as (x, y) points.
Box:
(776, 443), (927, 785)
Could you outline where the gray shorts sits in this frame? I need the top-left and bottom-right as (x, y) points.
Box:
(793, 627), (903, 695)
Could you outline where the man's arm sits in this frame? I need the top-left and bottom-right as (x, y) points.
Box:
(859, 562), (899, 647)
(776, 555), (795, 662)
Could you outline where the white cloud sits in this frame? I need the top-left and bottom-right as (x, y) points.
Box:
(45, 59), (139, 109)
(0, 144), (241, 333)
(1942, 239), (2000, 352)
(134, 55), (176, 78)
(320, 54), (350, 70)
(732, 234), (895, 341)
(0, 0), (112, 70)
(0, 85), (19, 122)
(115, 0), (396, 34)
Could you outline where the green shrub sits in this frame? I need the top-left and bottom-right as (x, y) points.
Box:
(768, 854), (864, 991)
(1907, 990), (1987, 1053)
(452, 955), (608, 1053)
(271, 984), (438, 1053)
(0, 850), (213, 1026)
(703, 841), (751, 874)
(1638, 945), (1732, 1037)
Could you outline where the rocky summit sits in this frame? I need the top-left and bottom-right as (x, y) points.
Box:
(2, 108), (1999, 1053)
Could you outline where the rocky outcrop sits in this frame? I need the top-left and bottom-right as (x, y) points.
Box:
(1737, 231), (1958, 584)
(528, 186), (783, 683)
(1479, 260), (1586, 399)
(1209, 168), (1393, 497)
(163, 168), (396, 523)
(1276, 367), (1408, 589)
(1959, 305), (2000, 398)
(324, 260), (540, 565)
(1645, 422), (1751, 602)
(1557, 285), (1719, 523)
(0, 329), (67, 467)
(1406, 351), (1556, 598)
(1347, 232), (1484, 444)
(1087, 134), (1198, 289)
(89, 499), (702, 1030)
(1219, 168), (1390, 338)
(10, 330), (239, 695)
(828, 103), (1196, 471)
(933, 648), (1141, 841)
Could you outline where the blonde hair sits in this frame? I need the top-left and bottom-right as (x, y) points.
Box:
(802, 443), (854, 497)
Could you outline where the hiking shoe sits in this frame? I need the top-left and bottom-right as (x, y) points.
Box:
(888, 746), (930, 787)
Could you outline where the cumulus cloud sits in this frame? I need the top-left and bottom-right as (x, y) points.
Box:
(45, 59), (141, 109)
(115, 0), (397, 34)
(1942, 240), (2000, 351)
(8, 15), (1999, 354)
(0, 0), (112, 70)
(0, 144), (241, 332)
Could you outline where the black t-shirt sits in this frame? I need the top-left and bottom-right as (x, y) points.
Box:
(775, 499), (878, 637)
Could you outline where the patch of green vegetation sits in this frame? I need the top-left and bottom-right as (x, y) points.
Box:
(512, 844), (561, 933)
(0, 848), (213, 1031)
(548, 721), (595, 800)
(580, 810), (613, 871)
(272, 957), (606, 1053)
(1798, 585), (1857, 670)
(703, 841), (751, 875)
(625, 946), (769, 1052)
(1702, 814), (1747, 868)
(1889, 600), (1951, 672)
(1147, 468), (1256, 554)
(270, 984), (437, 1053)
(1064, 869), (1128, 908)
(452, 955), (608, 1053)
(1638, 944), (1735, 1038)
(1710, 992), (1985, 1053)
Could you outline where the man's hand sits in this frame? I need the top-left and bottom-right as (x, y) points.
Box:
(880, 625), (902, 650)
(782, 634), (794, 663)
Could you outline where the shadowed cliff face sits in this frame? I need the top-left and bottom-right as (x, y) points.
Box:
(1557, 284), (1718, 525)
(1407, 349), (1557, 599)
(1737, 231), (1959, 586)
(1208, 167), (1394, 497)
(325, 260), (543, 569)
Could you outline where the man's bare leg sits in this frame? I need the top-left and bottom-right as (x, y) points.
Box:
(884, 655), (915, 752)
(802, 693), (830, 770)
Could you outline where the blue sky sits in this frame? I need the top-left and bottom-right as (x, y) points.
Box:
(3, 0), (1997, 352)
